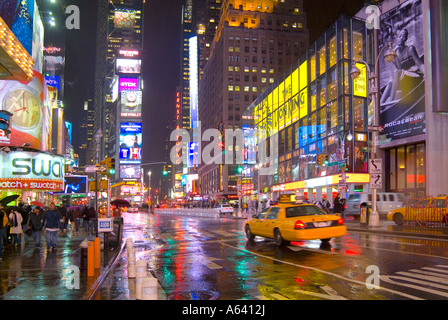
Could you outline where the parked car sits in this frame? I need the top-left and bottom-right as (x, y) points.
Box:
(215, 204), (234, 215)
(344, 192), (406, 216)
(245, 204), (346, 246)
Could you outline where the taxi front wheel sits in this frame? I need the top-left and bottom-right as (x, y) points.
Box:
(274, 229), (289, 247)
(245, 225), (255, 241)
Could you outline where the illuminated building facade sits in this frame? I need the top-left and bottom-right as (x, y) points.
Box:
(197, 0), (309, 201)
(246, 0), (448, 202)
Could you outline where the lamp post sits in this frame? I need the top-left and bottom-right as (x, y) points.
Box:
(350, 42), (397, 227)
(338, 131), (353, 198)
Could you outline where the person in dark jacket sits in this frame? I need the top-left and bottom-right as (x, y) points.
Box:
(82, 206), (90, 233)
(0, 204), (7, 260)
(28, 207), (44, 248)
(333, 193), (343, 216)
(42, 203), (60, 252)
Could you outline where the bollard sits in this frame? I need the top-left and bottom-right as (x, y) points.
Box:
(94, 238), (101, 269)
(136, 260), (148, 279)
(127, 246), (136, 278)
(141, 276), (158, 300)
(87, 241), (95, 277)
(135, 277), (143, 300)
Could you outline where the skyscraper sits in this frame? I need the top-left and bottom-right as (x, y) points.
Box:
(198, 0), (309, 200)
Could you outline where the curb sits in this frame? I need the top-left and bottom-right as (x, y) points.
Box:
(346, 224), (448, 241)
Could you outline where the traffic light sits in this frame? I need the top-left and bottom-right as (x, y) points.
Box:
(322, 154), (329, 165)
(107, 158), (115, 175)
(163, 165), (168, 176)
(237, 166), (243, 174)
(317, 155), (322, 165)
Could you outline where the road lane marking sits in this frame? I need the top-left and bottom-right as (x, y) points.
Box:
(222, 243), (422, 300)
(296, 286), (347, 300)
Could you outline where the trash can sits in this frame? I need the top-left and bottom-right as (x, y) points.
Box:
(360, 202), (372, 226)
(108, 217), (123, 246)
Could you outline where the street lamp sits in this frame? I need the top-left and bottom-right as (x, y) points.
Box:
(350, 42), (397, 227)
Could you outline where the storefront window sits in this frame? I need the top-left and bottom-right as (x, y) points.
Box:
(294, 121), (300, 149)
(318, 76), (326, 107)
(310, 83), (317, 112)
(318, 45), (326, 76)
(299, 117), (308, 147)
(278, 161), (285, 184)
(353, 31), (363, 62)
(286, 126), (292, 153)
(310, 112), (317, 143)
(318, 107), (326, 138)
(416, 144), (425, 189)
(389, 149), (396, 190)
(310, 55), (316, 83)
(329, 36), (337, 68)
(327, 101), (338, 132)
(327, 67), (337, 102)
(279, 129), (285, 156)
(397, 147), (406, 190)
(406, 145), (416, 190)
(342, 28), (349, 60)
(353, 97), (365, 131)
(285, 159), (292, 183)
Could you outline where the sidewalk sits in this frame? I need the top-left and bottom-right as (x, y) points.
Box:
(0, 227), (123, 300)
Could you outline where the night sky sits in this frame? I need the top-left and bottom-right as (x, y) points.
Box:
(63, 0), (365, 170)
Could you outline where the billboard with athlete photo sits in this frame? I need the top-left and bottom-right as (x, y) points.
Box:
(379, 0), (425, 140)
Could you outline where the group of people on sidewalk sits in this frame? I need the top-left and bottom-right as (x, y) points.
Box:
(0, 202), (99, 260)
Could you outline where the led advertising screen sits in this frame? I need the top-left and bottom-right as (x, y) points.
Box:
(119, 78), (139, 92)
(54, 175), (87, 194)
(120, 122), (142, 148)
(119, 147), (142, 163)
(121, 90), (142, 118)
(116, 59), (141, 74)
(120, 165), (141, 179)
(114, 10), (137, 28)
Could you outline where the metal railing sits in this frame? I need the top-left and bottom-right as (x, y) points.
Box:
(405, 196), (448, 230)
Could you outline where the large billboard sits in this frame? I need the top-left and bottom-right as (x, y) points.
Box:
(116, 59), (141, 74)
(54, 175), (87, 194)
(120, 90), (142, 118)
(379, 0), (425, 140)
(0, 71), (45, 149)
(119, 77), (139, 92)
(119, 122), (142, 164)
(0, 151), (64, 191)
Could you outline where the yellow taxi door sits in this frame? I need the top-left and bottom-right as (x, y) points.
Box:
(259, 207), (279, 238)
(251, 208), (270, 236)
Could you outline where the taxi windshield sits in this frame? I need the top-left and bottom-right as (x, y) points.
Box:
(285, 205), (327, 218)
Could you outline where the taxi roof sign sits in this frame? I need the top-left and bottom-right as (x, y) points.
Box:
(279, 194), (295, 203)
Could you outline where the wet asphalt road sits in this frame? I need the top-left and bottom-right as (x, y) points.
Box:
(100, 211), (448, 300)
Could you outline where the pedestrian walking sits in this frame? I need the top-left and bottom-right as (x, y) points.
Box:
(27, 207), (44, 248)
(88, 206), (96, 235)
(0, 204), (8, 260)
(82, 206), (90, 233)
(333, 193), (343, 216)
(73, 206), (82, 235)
(67, 208), (75, 235)
(42, 203), (60, 252)
(58, 204), (67, 233)
(20, 204), (29, 245)
(8, 209), (23, 246)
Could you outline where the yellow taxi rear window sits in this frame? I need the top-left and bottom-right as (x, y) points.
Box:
(285, 206), (326, 218)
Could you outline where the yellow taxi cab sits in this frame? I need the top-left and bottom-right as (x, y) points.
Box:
(244, 196), (346, 246)
(387, 196), (448, 226)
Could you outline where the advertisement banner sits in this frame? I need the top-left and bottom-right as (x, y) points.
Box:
(379, 0), (425, 140)
(0, 71), (44, 149)
(120, 90), (142, 117)
(119, 78), (139, 92)
(0, 151), (64, 191)
(119, 122), (142, 149)
(116, 59), (141, 74)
